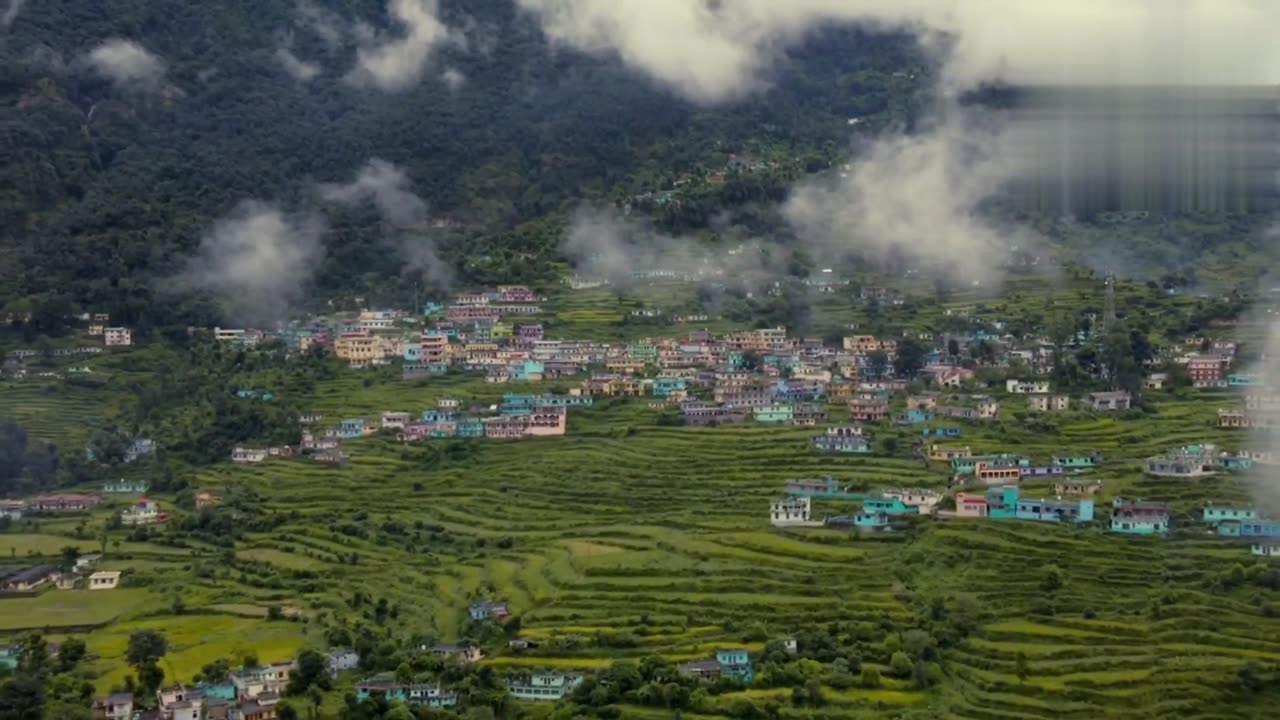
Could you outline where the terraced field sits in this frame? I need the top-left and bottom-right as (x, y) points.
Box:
(0, 371), (1251, 716)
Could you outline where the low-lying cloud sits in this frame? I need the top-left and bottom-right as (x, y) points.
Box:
(318, 159), (451, 288)
(2, 0), (23, 30)
(519, 1), (1278, 104)
(175, 201), (326, 325)
(275, 46), (321, 82)
(345, 0), (460, 92)
(563, 205), (784, 288)
(87, 39), (167, 91)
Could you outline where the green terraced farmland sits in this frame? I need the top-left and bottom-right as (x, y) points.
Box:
(2, 359), (1278, 718)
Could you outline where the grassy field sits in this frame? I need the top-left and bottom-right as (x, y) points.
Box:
(1, 278), (1277, 717)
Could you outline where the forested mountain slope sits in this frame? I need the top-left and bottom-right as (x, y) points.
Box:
(0, 0), (924, 331)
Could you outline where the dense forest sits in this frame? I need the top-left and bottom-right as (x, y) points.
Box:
(0, 0), (927, 333)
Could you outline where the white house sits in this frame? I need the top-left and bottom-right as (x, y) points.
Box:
(89, 571), (121, 590)
(327, 649), (360, 676)
(883, 488), (943, 515)
(95, 694), (134, 720)
(1252, 542), (1280, 558)
(232, 447), (268, 464)
(104, 327), (132, 347)
(120, 498), (163, 526)
(1006, 379), (1050, 394)
(976, 397), (1000, 419)
(770, 496), (823, 528)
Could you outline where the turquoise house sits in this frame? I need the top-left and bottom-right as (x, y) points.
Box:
(921, 427), (962, 438)
(715, 649), (753, 685)
(1228, 373), (1262, 386)
(421, 409), (454, 423)
(337, 418), (366, 439)
(0, 645), (17, 671)
(356, 682), (457, 707)
(984, 485), (1020, 519)
(423, 302), (445, 315)
(853, 512), (893, 530)
(457, 418), (484, 438)
(653, 377), (688, 398)
(1203, 505), (1257, 524)
(236, 389), (274, 401)
(1216, 455), (1252, 471)
(862, 496), (920, 516)
(753, 404), (794, 424)
(1053, 452), (1103, 468)
(510, 360), (544, 381)
(726, 351), (745, 370)
(1015, 495), (1094, 522)
(403, 344), (421, 362)
(952, 454), (1029, 475)
(893, 408), (934, 425)
(195, 682), (237, 701)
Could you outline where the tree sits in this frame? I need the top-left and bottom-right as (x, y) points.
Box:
(287, 650), (333, 695)
(277, 702), (300, 720)
(19, 633), (48, 674)
(1015, 652), (1030, 683)
(56, 638), (87, 673)
(947, 338), (960, 359)
(126, 631), (168, 667)
(889, 652), (913, 677)
(893, 337), (927, 378)
(1238, 661), (1265, 693)
(866, 351), (888, 379)
(1041, 565), (1063, 593)
(859, 665), (881, 688)
(59, 546), (80, 572)
(0, 673), (45, 720)
(911, 659), (931, 689)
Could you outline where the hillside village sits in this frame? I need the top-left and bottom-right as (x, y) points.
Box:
(2, 278), (1280, 719)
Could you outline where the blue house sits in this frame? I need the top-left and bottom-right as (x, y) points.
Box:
(715, 649), (753, 685)
(1203, 504), (1257, 525)
(236, 389), (274, 401)
(1217, 520), (1280, 538)
(337, 418), (366, 439)
(952, 454), (1029, 475)
(0, 645), (17, 671)
(921, 426), (962, 438)
(423, 302), (445, 315)
(893, 408), (934, 425)
(1015, 496), (1094, 523)
(1216, 454), (1253, 471)
(1052, 452), (1103, 468)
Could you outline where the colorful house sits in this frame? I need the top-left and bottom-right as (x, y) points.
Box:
(652, 377), (688, 398)
(1110, 499), (1170, 535)
(893, 408), (934, 425)
(1216, 520), (1280, 538)
(1203, 504), (1258, 525)
(1015, 496), (1095, 522)
(952, 454), (1030, 475)
(336, 418), (366, 439)
(753, 404), (794, 424)
(862, 496), (920, 516)
(356, 681), (457, 708)
(1052, 452), (1103, 469)
(715, 649), (753, 685)
(509, 360), (545, 382)
(469, 600), (510, 621)
(921, 426), (962, 438)
(102, 479), (149, 494)
(812, 430), (870, 453)
(507, 672), (584, 701)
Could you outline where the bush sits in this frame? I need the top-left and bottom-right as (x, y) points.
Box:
(859, 665), (881, 688)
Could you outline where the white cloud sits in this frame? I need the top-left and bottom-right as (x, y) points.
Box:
(345, 0), (460, 92)
(518, 0), (1279, 104)
(275, 47), (321, 82)
(2, 0), (24, 30)
(440, 67), (465, 91)
(318, 159), (451, 288)
(87, 39), (167, 90)
(176, 201), (327, 325)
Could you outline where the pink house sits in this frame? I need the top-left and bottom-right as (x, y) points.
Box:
(525, 407), (567, 436)
(955, 493), (988, 518)
(484, 416), (528, 439)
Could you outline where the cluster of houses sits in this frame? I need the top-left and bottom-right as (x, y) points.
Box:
(0, 554), (118, 595)
(1144, 443), (1266, 478)
(94, 660), (298, 720)
(1218, 389), (1280, 430)
(770, 478), (942, 533)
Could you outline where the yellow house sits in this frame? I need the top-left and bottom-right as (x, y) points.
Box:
(928, 444), (972, 461)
